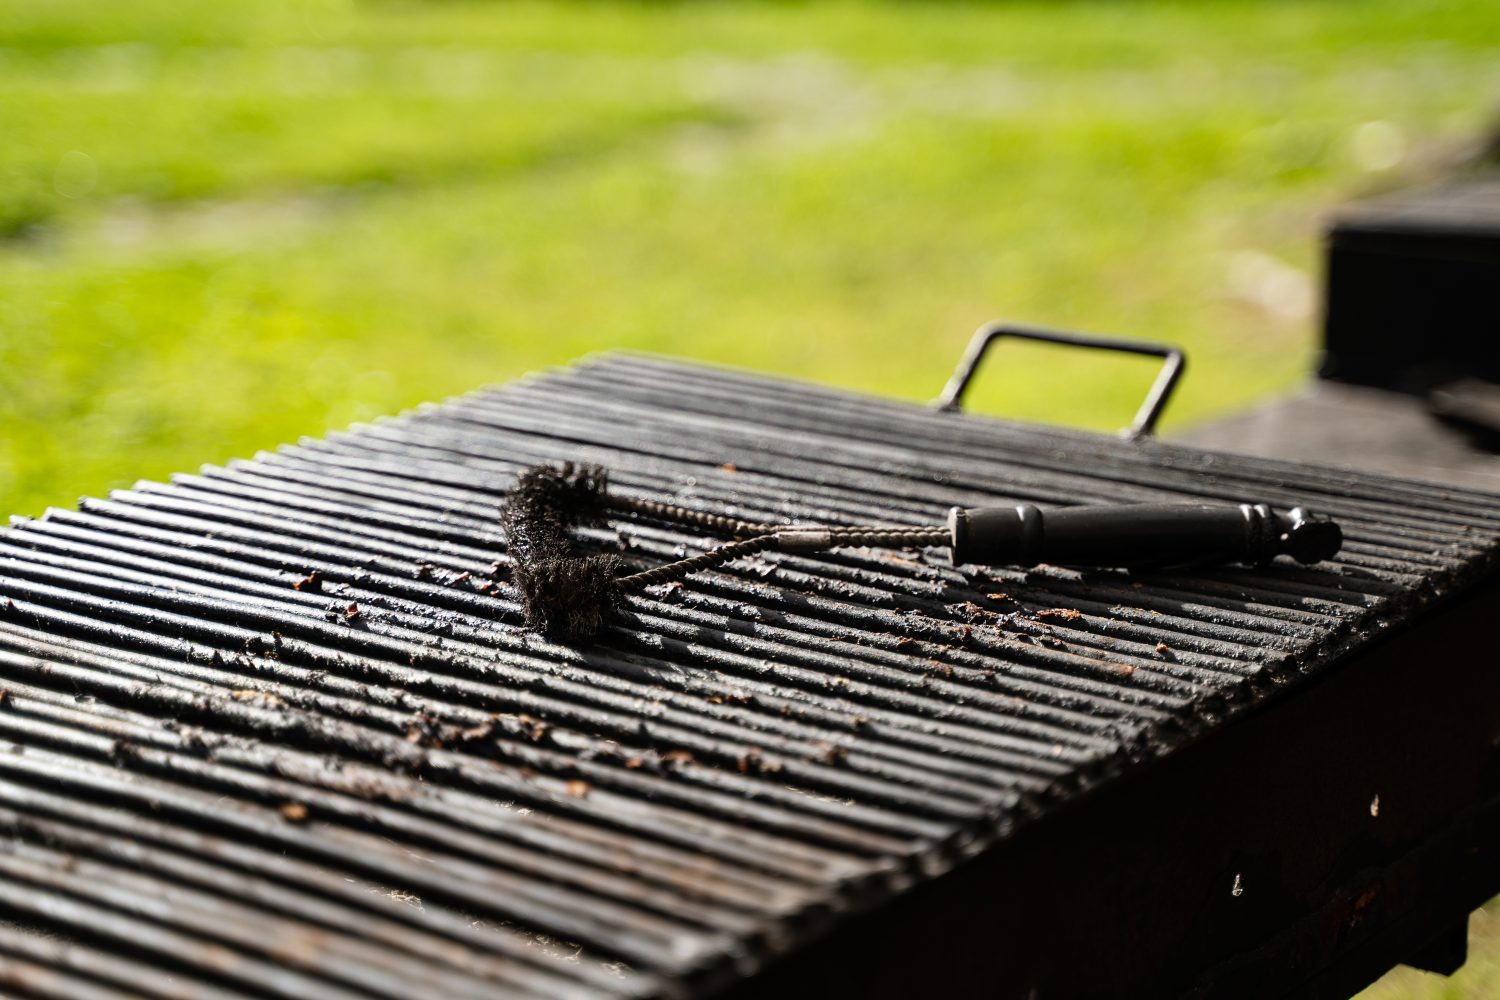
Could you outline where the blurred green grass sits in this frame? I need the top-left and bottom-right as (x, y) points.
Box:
(5, 0), (1499, 521)
(1, 2), (1499, 993)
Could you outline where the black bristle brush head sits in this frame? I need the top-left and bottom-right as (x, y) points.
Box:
(511, 553), (624, 640)
(500, 463), (610, 555)
(500, 463), (622, 640)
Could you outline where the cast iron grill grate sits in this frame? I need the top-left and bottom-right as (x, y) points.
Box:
(1, 353), (1499, 999)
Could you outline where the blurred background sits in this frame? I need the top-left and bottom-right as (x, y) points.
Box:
(1, 0), (1497, 994)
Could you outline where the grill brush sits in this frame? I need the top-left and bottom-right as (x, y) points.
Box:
(501, 463), (1343, 639)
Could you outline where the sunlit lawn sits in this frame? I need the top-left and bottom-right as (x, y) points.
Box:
(2, 1), (1499, 994)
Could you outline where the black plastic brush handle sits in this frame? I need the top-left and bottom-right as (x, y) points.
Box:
(947, 503), (1342, 569)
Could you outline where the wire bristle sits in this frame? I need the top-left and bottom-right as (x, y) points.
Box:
(500, 463), (620, 640)
(512, 553), (624, 640)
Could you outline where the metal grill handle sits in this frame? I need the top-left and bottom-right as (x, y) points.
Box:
(934, 322), (1187, 439)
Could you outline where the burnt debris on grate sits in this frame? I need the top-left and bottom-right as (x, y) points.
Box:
(1, 353), (1499, 999)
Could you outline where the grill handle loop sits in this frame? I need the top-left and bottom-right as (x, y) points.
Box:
(935, 322), (1186, 439)
(948, 503), (1343, 569)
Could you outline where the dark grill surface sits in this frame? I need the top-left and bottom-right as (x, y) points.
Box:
(3, 353), (1500, 999)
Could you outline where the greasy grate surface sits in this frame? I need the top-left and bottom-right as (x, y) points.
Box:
(2, 353), (1500, 999)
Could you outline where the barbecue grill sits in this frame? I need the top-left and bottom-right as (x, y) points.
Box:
(2, 336), (1499, 999)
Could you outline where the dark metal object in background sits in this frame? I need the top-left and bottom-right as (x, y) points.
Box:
(1321, 172), (1500, 393)
(1181, 170), (1500, 491)
(0, 353), (1497, 999)
(935, 321), (1187, 439)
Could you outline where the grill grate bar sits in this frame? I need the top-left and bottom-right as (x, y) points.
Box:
(20, 504), (1164, 753)
(3, 526), (1081, 786)
(198, 457), (1358, 650)
(0, 851), (371, 1000)
(375, 401), (1455, 599)
(26, 498), (1202, 732)
(0, 691), (719, 969)
(0, 667), (795, 933)
(479, 369), (1499, 550)
(449, 386), (1477, 549)
(593, 354), (1500, 518)
(3, 522), (1112, 782)
(0, 624), (850, 906)
(0, 776), (628, 997)
(161, 458), (1290, 677)
(0, 588), (942, 851)
(259, 440), (1366, 638)
(0, 556), (999, 826)
(307, 408), (1440, 603)
(0, 834), (495, 1000)
(0, 916), (265, 1000)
